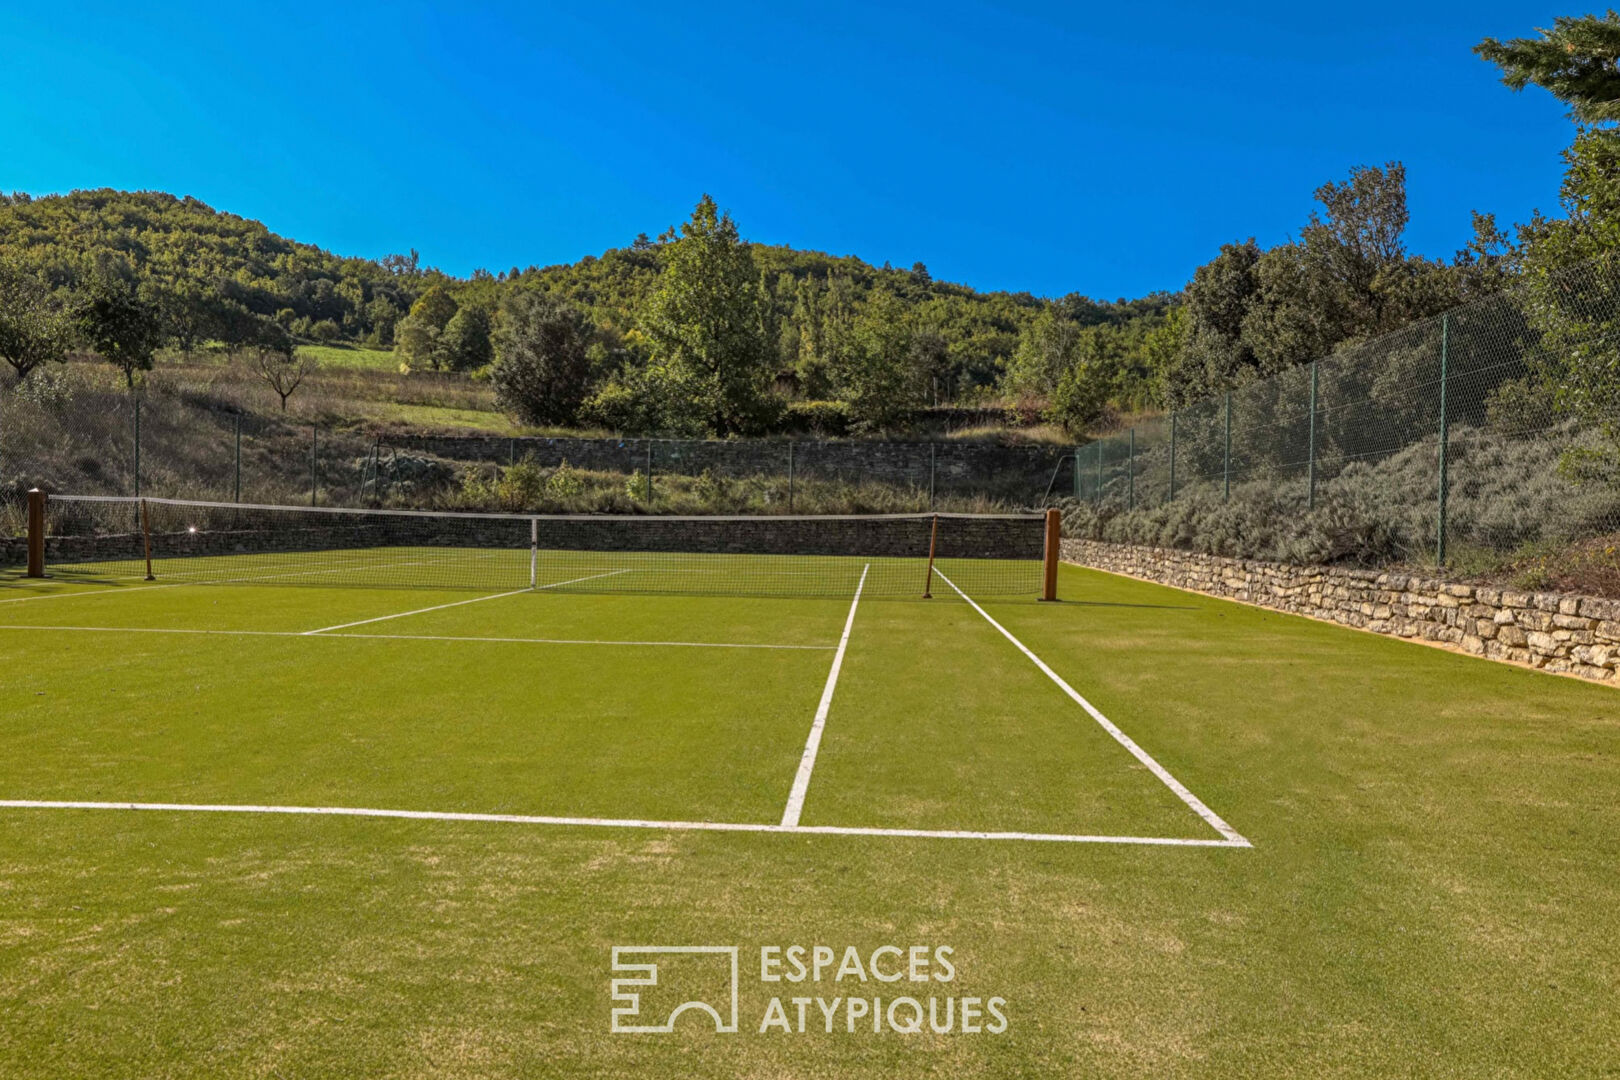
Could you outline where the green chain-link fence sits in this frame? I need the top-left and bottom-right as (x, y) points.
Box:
(0, 381), (1068, 542)
(1063, 253), (1620, 569)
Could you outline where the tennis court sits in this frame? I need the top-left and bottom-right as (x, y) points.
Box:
(0, 495), (1241, 846)
(8, 495), (1620, 1078)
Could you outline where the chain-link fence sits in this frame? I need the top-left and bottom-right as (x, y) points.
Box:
(0, 378), (1069, 544)
(0, 392), (382, 536)
(386, 433), (1065, 513)
(1060, 254), (1620, 569)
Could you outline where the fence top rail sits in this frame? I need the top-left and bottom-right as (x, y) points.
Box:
(385, 432), (1078, 453)
(46, 494), (1045, 524)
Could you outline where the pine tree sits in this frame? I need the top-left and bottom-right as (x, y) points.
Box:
(1476, 13), (1620, 123)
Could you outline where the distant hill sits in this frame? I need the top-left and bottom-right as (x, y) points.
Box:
(0, 188), (1174, 400)
(0, 189), (421, 347)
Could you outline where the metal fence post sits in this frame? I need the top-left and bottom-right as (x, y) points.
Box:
(1168, 411), (1177, 502)
(645, 442), (653, 503)
(1307, 361), (1318, 510)
(1127, 427), (1135, 511)
(787, 441), (795, 511)
(928, 443), (937, 510)
(1072, 446), (1081, 499)
(1095, 440), (1102, 509)
(133, 398), (141, 498)
(1437, 314), (1451, 566)
(310, 426), (318, 506)
(233, 413), (241, 503)
(1223, 391), (1231, 502)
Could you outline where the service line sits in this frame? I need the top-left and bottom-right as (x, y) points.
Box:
(0, 799), (1249, 847)
(0, 624), (826, 651)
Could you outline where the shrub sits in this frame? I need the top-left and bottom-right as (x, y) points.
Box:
(783, 400), (850, 437)
(546, 460), (584, 498)
(1059, 419), (1620, 568)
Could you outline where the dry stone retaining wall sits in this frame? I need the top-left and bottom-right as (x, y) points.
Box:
(391, 434), (1066, 500)
(1062, 538), (1620, 684)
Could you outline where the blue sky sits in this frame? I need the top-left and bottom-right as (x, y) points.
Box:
(0, 1), (1577, 299)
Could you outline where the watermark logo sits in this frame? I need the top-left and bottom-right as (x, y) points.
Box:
(609, 946), (740, 1034)
(610, 944), (1006, 1035)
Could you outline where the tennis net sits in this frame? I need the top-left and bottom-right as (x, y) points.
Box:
(23, 494), (1058, 599)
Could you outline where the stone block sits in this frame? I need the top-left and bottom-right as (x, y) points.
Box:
(1517, 610), (1554, 632)
(1526, 631), (1560, 655)
(1579, 597), (1620, 620)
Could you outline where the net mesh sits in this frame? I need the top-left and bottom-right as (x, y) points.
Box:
(39, 496), (1048, 599)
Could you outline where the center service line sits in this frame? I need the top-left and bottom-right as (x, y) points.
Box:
(779, 563), (869, 828)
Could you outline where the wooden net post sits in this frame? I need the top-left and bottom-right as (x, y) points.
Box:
(922, 514), (939, 599)
(26, 489), (45, 578)
(140, 498), (155, 581)
(1041, 507), (1061, 602)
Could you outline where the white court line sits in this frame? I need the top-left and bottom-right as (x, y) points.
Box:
(2, 554), (457, 598)
(0, 624), (831, 651)
(0, 582), (189, 605)
(780, 563), (869, 828)
(302, 588), (535, 635)
(329, 631), (829, 651)
(534, 568), (636, 591)
(932, 567), (1251, 847)
(301, 568), (631, 635)
(0, 800), (1248, 847)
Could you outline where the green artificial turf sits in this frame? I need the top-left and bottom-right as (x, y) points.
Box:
(1, 563), (1618, 1077)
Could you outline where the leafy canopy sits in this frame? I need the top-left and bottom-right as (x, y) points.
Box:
(638, 195), (778, 436)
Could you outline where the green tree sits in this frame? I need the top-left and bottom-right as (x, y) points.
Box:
(395, 285), (459, 371)
(1476, 12), (1620, 123)
(491, 291), (594, 425)
(838, 290), (922, 431)
(1521, 129), (1620, 275)
(1508, 131), (1620, 458)
(1240, 163), (1417, 374)
(78, 263), (165, 387)
(1005, 307), (1084, 398)
(639, 195), (777, 435)
(1046, 326), (1127, 434)
(1174, 239), (1263, 406)
(0, 258), (76, 381)
(442, 304), (493, 370)
(365, 297), (403, 346)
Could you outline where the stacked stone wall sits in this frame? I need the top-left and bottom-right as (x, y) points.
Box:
(1062, 538), (1620, 683)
